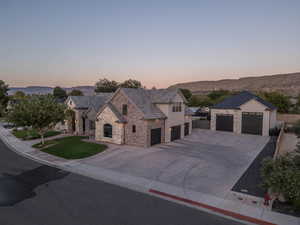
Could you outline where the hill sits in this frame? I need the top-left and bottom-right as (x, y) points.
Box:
(170, 72), (300, 97)
(8, 86), (95, 96)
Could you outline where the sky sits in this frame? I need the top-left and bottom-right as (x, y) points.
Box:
(1, 0), (300, 88)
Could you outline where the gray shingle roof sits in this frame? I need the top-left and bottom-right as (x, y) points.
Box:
(121, 88), (167, 119)
(212, 91), (277, 110)
(68, 93), (113, 111)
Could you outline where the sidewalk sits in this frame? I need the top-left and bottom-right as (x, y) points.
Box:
(0, 125), (299, 225)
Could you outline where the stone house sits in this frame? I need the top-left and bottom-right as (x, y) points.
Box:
(65, 93), (113, 136)
(210, 91), (277, 136)
(95, 88), (193, 147)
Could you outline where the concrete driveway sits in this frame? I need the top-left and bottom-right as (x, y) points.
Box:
(83, 129), (269, 198)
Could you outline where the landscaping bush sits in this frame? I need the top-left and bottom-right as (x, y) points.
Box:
(12, 128), (61, 140)
(269, 127), (281, 136)
(261, 154), (300, 212)
(293, 120), (300, 136)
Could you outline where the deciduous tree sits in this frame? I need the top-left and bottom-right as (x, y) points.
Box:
(0, 80), (9, 116)
(69, 89), (84, 96)
(7, 95), (66, 144)
(95, 78), (119, 93)
(53, 86), (67, 100)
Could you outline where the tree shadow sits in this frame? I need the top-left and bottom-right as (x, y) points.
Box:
(0, 165), (69, 206)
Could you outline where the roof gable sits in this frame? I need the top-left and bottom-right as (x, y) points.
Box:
(212, 91), (277, 110)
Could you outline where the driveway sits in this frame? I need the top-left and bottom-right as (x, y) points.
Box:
(83, 129), (269, 198)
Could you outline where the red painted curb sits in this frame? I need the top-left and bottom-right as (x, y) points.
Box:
(149, 189), (277, 225)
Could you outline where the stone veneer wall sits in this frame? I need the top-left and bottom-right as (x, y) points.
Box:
(95, 106), (124, 144)
(110, 90), (149, 147)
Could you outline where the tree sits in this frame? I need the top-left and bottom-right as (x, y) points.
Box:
(95, 78), (119, 93)
(188, 95), (214, 107)
(0, 80), (9, 116)
(7, 95), (66, 145)
(261, 92), (291, 113)
(69, 89), (83, 96)
(207, 90), (231, 101)
(13, 91), (26, 99)
(180, 88), (192, 101)
(119, 79), (142, 89)
(53, 86), (67, 100)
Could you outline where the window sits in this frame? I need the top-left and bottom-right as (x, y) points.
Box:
(103, 124), (112, 138)
(132, 125), (136, 133)
(172, 102), (182, 112)
(122, 104), (128, 115)
(90, 120), (96, 130)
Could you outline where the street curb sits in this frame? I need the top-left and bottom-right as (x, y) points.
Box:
(149, 189), (277, 225)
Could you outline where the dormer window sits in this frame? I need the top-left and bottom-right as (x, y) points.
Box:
(172, 102), (182, 112)
(122, 104), (128, 115)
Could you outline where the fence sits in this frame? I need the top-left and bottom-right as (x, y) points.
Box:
(192, 119), (210, 129)
(273, 122), (285, 159)
(277, 113), (300, 125)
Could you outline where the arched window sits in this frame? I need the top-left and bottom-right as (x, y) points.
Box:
(103, 124), (112, 138)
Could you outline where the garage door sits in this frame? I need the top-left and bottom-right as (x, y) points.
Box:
(151, 128), (161, 146)
(171, 125), (181, 141)
(184, 123), (189, 136)
(216, 114), (233, 132)
(242, 112), (263, 135)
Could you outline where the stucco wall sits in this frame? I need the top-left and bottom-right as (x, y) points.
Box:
(95, 106), (124, 145)
(156, 94), (187, 142)
(269, 110), (277, 129)
(211, 99), (272, 136)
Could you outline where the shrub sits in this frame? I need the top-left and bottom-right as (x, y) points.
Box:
(261, 154), (300, 210)
(269, 127), (281, 136)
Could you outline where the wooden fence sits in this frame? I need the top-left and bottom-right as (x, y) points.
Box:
(273, 122), (285, 159)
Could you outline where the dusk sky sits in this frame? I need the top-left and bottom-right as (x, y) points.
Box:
(1, 0), (300, 88)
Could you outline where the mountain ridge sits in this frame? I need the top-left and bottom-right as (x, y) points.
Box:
(170, 72), (300, 97)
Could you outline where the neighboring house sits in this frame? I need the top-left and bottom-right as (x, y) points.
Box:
(95, 88), (193, 147)
(188, 107), (201, 116)
(210, 91), (277, 136)
(65, 93), (113, 136)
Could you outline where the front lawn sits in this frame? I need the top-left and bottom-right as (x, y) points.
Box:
(33, 136), (107, 159)
(12, 129), (61, 140)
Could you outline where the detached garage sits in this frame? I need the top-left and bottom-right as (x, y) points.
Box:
(210, 91), (277, 136)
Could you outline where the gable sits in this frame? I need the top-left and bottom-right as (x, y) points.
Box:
(97, 105), (119, 122)
(239, 99), (268, 111)
(172, 93), (185, 103)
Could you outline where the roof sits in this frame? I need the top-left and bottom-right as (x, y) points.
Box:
(185, 107), (194, 116)
(67, 93), (113, 111)
(147, 88), (187, 104)
(211, 91), (277, 110)
(188, 107), (200, 113)
(121, 88), (167, 119)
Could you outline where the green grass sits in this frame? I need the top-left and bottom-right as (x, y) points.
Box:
(33, 136), (107, 159)
(12, 129), (61, 140)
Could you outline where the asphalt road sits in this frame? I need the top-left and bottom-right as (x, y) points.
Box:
(0, 139), (245, 225)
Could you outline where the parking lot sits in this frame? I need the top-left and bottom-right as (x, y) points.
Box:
(83, 129), (270, 198)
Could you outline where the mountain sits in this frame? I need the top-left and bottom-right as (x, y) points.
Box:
(170, 72), (300, 97)
(8, 86), (95, 96)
